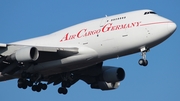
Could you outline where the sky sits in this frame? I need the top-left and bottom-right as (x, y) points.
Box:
(0, 0), (179, 101)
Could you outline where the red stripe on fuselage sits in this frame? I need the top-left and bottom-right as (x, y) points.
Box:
(140, 21), (172, 26)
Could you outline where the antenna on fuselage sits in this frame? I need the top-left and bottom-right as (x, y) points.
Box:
(100, 15), (108, 27)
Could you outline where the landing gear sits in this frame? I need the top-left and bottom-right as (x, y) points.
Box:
(17, 72), (78, 95)
(58, 87), (68, 95)
(57, 73), (75, 95)
(138, 47), (149, 66)
(17, 79), (28, 89)
(17, 78), (32, 89)
(31, 83), (47, 92)
(57, 81), (71, 95)
(17, 72), (48, 92)
(138, 59), (148, 66)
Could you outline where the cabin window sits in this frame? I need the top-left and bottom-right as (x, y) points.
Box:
(110, 16), (126, 22)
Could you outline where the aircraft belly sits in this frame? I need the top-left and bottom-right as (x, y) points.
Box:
(38, 61), (100, 76)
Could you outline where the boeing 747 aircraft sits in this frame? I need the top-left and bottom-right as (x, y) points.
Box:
(0, 9), (177, 95)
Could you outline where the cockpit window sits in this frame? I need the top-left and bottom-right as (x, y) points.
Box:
(150, 11), (156, 14)
(144, 11), (157, 15)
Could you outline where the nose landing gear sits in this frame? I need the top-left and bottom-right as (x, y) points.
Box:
(138, 47), (149, 66)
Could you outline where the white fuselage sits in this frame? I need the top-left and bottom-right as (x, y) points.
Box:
(6, 9), (176, 76)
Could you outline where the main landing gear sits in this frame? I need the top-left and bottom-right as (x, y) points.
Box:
(17, 72), (77, 95)
(57, 73), (75, 95)
(138, 47), (149, 66)
(58, 86), (68, 95)
(17, 72), (47, 92)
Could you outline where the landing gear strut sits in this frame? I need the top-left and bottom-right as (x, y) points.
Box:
(57, 73), (74, 95)
(138, 47), (149, 66)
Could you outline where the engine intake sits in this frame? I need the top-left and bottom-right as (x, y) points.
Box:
(102, 66), (125, 82)
(7, 47), (39, 62)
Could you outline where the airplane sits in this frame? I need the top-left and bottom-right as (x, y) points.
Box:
(0, 9), (177, 95)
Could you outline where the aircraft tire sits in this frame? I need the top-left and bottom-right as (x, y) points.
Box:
(32, 85), (37, 91)
(22, 84), (27, 89)
(138, 59), (148, 66)
(41, 84), (47, 90)
(58, 87), (68, 95)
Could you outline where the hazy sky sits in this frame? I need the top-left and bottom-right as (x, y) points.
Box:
(0, 1), (179, 101)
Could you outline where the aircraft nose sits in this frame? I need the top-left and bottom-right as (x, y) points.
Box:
(167, 22), (177, 34)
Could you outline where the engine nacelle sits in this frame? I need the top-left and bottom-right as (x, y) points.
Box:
(7, 47), (39, 62)
(91, 81), (120, 90)
(102, 66), (125, 82)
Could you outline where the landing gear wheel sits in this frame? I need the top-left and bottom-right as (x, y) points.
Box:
(32, 85), (37, 91)
(41, 84), (47, 90)
(58, 87), (68, 95)
(138, 59), (148, 66)
(36, 85), (41, 92)
(18, 84), (22, 88)
(22, 84), (28, 89)
(17, 78), (23, 88)
(139, 47), (149, 66)
(27, 81), (33, 87)
(32, 85), (41, 92)
(17, 78), (28, 89)
(31, 83), (47, 92)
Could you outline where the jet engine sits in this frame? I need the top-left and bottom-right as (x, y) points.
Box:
(7, 47), (39, 62)
(102, 66), (125, 82)
(90, 66), (125, 90)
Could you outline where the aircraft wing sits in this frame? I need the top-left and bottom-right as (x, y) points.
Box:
(0, 44), (79, 76)
(0, 44), (79, 62)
